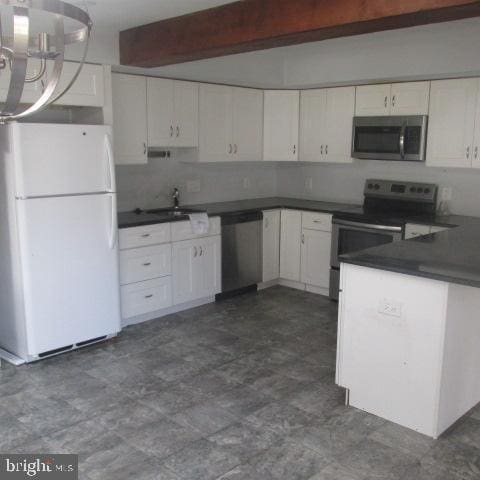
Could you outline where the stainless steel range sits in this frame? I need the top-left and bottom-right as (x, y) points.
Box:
(329, 179), (438, 300)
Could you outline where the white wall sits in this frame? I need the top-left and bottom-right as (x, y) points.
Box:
(276, 160), (480, 217)
(116, 154), (278, 212)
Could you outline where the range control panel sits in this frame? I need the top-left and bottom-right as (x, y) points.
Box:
(364, 179), (438, 203)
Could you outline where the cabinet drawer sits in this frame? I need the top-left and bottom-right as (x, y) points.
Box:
(121, 277), (172, 319)
(171, 217), (220, 242)
(119, 244), (171, 285)
(301, 211), (332, 232)
(119, 223), (171, 250)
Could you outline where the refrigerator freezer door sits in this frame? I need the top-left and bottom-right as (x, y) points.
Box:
(12, 123), (115, 198)
(16, 194), (121, 357)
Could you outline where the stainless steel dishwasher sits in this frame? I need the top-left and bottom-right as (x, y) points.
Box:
(219, 211), (263, 297)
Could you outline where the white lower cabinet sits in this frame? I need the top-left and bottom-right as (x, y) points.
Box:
(121, 277), (172, 318)
(280, 210), (332, 291)
(172, 235), (221, 304)
(300, 228), (331, 288)
(280, 210), (302, 281)
(262, 210), (281, 282)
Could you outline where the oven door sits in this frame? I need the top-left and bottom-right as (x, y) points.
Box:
(331, 219), (403, 269)
(352, 116), (427, 161)
(329, 219), (403, 300)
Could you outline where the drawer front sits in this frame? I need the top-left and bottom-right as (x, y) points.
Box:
(171, 216), (221, 242)
(301, 211), (332, 232)
(121, 277), (172, 318)
(119, 244), (172, 285)
(119, 223), (171, 250)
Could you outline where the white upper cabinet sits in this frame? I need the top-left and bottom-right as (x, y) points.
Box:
(197, 84), (263, 162)
(356, 82), (429, 116)
(52, 62), (105, 107)
(147, 78), (198, 147)
(300, 87), (354, 163)
(0, 61), (105, 107)
(390, 82), (430, 115)
(112, 74), (148, 165)
(300, 89), (326, 162)
(198, 84), (233, 162)
(232, 87), (263, 161)
(263, 90), (299, 161)
(355, 84), (391, 116)
(427, 78), (478, 168)
(324, 86), (355, 163)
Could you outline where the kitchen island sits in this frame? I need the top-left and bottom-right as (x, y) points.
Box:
(337, 218), (480, 438)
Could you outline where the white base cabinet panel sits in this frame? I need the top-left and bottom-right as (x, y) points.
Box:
(300, 229), (331, 289)
(280, 210), (302, 281)
(337, 263), (480, 438)
(262, 210), (281, 283)
(172, 235), (221, 305)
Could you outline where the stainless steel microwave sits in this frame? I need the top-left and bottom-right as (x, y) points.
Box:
(351, 115), (428, 161)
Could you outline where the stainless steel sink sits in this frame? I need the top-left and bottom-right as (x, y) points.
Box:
(146, 207), (202, 217)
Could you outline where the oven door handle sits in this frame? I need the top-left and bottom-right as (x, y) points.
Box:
(333, 219), (403, 232)
(399, 122), (407, 159)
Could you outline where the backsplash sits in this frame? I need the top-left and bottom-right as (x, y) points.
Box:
(277, 160), (480, 217)
(115, 152), (278, 212)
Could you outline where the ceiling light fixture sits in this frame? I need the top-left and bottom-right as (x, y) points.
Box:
(0, 0), (92, 123)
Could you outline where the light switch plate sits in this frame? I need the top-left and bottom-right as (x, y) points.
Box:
(243, 177), (251, 189)
(441, 187), (452, 201)
(378, 298), (403, 318)
(305, 177), (313, 191)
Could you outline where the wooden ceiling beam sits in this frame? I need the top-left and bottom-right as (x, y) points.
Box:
(120, 0), (480, 68)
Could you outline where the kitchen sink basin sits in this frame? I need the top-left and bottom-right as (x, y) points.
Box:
(146, 207), (203, 217)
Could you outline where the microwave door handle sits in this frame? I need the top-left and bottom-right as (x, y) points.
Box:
(399, 122), (407, 159)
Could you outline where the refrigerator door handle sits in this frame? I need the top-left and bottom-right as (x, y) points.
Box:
(105, 134), (116, 193)
(108, 193), (117, 249)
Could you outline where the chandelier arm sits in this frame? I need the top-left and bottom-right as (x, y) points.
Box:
(3, 6), (29, 116)
(2, 13), (64, 121)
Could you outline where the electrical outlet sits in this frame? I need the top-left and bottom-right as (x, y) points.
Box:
(441, 187), (452, 201)
(378, 298), (403, 318)
(243, 177), (251, 189)
(305, 177), (313, 191)
(186, 179), (201, 193)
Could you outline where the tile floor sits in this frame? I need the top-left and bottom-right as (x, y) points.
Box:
(1, 286), (480, 479)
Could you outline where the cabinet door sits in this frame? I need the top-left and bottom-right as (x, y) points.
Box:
(198, 84), (233, 162)
(262, 210), (281, 282)
(174, 80), (199, 147)
(112, 74), (148, 165)
(280, 210), (302, 281)
(355, 84), (391, 116)
(427, 78), (477, 168)
(263, 90), (299, 161)
(390, 81), (430, 116)
(232, 87), (263, 161)
(472, 81), (480, 169)
(147, 77), (175, 147)
(300, 229), (331, 288)
(172, 239), (196, 305)
(299, 89), (327, 162)
(325, 86), (355, 164)
(51, 62), (105, 107)
(198, 235), (222, 297)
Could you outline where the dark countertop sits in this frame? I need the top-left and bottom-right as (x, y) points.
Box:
(118, 196), (480, 289)
(118, 197), (360, 228)
(341, 214), (480, 288)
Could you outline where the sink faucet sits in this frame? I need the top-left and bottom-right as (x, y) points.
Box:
(172, 187), (180, 209)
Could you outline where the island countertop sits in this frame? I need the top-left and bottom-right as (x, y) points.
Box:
(341, 214), (480, 288)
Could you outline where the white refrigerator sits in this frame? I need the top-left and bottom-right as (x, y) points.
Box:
(0, 123), (121, 363)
